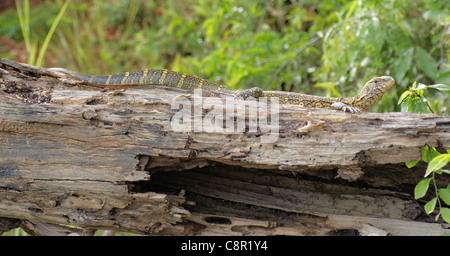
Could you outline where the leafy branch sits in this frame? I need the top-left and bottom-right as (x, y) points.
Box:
(408, 146), (450, 224)
(400, 81), (450, 225)
(398, 81), (450, 114)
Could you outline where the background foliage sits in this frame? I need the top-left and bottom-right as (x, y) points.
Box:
(0, 0), (449, 114)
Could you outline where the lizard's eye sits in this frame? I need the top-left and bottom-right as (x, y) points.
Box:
(374, 80), (378, 83)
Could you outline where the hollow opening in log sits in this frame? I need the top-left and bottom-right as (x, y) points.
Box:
(326, 229), (360, 236)
(130, 156), (432, 222)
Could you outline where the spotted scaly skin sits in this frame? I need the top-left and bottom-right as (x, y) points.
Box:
(50, 68), (394, 113)
(260, 76), (395, 112)
(55, 69), (236, 96)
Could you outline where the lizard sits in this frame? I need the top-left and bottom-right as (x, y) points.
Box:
(48, 67), (395, 113)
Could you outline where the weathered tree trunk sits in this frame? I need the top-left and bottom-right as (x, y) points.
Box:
(0, 58), (449, 235)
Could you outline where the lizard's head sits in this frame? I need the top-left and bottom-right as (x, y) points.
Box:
(352, 76), (395, 111)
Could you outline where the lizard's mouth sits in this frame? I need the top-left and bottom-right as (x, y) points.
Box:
(378, 76), (395, 90)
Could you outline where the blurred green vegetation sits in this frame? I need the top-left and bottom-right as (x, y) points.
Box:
(0, 0), (448, 114)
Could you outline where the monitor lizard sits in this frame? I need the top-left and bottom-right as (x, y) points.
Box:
(48, 68), (395, 113)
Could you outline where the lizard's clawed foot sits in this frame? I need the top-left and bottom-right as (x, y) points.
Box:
(330, 102), (361, 113)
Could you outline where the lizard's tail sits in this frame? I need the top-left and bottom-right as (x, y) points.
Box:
(47, 68), (236, 95)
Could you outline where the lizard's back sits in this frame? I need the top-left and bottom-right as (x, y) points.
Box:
(54, 68), (236, 96)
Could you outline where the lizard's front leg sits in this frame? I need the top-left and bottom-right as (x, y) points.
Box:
(330, 102), (361, 113)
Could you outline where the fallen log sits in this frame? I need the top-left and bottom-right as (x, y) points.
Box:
(0, 58), (449, 235)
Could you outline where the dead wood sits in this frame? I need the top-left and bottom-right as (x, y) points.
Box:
(0, 58), (449, 236)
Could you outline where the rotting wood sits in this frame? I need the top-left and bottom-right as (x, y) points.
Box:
(0, 58), (449, 236)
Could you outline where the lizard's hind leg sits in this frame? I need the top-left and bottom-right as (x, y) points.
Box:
(234, 87), (265, 100)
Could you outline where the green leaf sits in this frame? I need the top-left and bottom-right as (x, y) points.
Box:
(398, 90), (411, 105)
(400, 100), (410, 113)
(410, 97), (428, 114)
(405, 160), (419, 168)
(439, 188), (450, 206)
(416, 83), (428, 91)
(415, 88), (424, 97)
(441, 208), (450, 224)
(414, 47), (438, 80)
(425, 84), (450, 91)
(424, 197), (437, 214)
(425, 154), (450, 177)
(421, 146), (440, 163)
(415, 178), (432, 199)
(421, 145), (430, 162)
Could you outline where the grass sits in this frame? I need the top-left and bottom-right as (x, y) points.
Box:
(15, 0), (71, 67)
